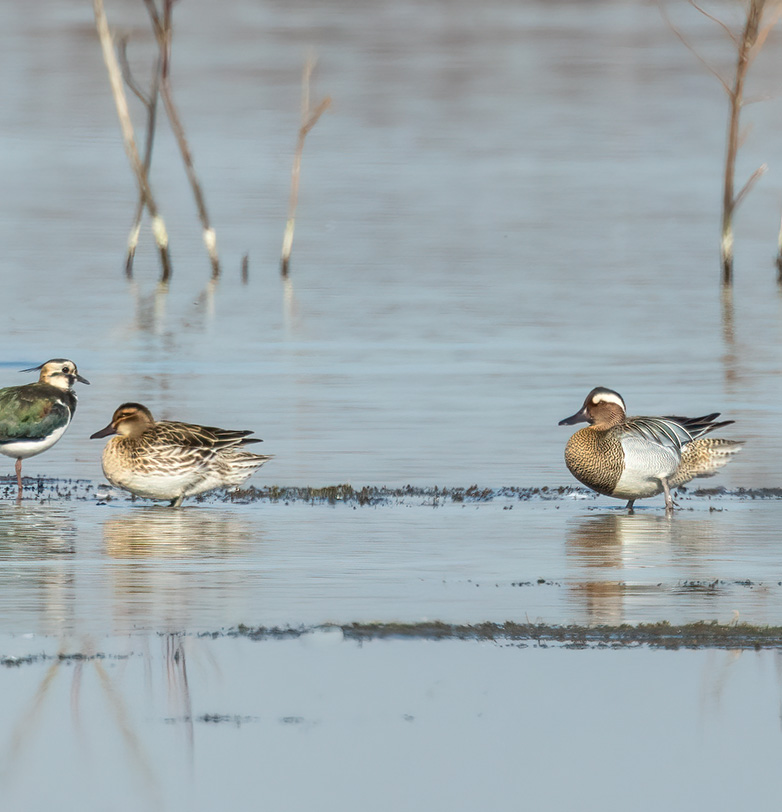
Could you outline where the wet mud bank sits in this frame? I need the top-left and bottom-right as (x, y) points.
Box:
(221, 620), (782, 650)
(4, 478), (782, 506)
(5, 621), (782, 666)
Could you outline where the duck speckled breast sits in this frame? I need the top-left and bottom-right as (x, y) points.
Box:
(564, 429), (622, 496)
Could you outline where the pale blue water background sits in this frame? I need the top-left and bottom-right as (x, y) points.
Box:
(2, 637), (782, 812)
(0, 0), (781, 809)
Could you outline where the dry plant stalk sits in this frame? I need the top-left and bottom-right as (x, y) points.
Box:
(281, 56), (331, 277)
(661, 0), (780, 285)
(241, 252), (249, 284)
(144, 0), (220, 279)
(776, 212), (782, 283)
(93, 0), (172, 282)
(118, 37), (161, 279)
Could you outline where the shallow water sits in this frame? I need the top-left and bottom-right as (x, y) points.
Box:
(0, 0), (780, 491)
(1, 0), (782, 808)
(1, 496), (781, 636)
(3, 636), (782, 812)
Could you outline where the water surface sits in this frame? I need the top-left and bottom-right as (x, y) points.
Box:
(0, 0), (781, 809)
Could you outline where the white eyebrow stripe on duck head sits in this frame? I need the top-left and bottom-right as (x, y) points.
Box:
(591, 391), (625, 410)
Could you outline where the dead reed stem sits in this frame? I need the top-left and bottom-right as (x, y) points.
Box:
(661, 0), (778, 285)
(241, 252), (249, 284)
(721, 0), (771, 284)
(118, 37), (161, 279)
(93, 0), (172, 282)
(144, 0), (220, 279)
(777, 213), (782, 283)
(281, 55), (331, 277)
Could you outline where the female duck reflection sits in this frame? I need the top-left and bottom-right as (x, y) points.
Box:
(101, 508), (257, 558)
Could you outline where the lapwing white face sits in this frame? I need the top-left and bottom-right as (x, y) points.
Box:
(22, 359), (90, 391)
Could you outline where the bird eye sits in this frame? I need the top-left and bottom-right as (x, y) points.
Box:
(61, 366), (69, 374)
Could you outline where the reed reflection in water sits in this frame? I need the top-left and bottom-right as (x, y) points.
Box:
(4, 636), (782, 812)
(0, 631), (197, 811)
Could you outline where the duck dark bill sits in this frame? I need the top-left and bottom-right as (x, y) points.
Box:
(90, 423), (117, 439)
(558, 407), (589, 426)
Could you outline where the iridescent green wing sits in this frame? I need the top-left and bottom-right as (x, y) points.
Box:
(0, 385), (70, 440)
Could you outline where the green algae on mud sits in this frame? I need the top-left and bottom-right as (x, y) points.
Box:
(4, 478), (781, 505)
(5, 622), (782, 668)
(0, 651), (133, 668)
(222, 620), (782, 650)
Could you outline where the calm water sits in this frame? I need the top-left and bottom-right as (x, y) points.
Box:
(1, 0), (781, 808)
(3, 637), (782, 812)
(1, 498), (782, 635)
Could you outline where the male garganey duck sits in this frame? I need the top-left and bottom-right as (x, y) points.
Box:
(559, 387), (742, 511)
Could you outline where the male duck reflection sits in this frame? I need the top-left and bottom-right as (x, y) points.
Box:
(90, 403), (272, 506)
(559, 387), (742, 511)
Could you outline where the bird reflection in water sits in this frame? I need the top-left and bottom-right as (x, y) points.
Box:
(0, 503), (77, 558)
(102, 507), (259, 639)
(565, 512), (727, 625)
(102, 505), (256, 559)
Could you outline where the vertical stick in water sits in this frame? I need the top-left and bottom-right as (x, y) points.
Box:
(144, 0), (221, 279)
(93, 0), (172, 282)
(118, 37), (161, 279)
(241, 253), (249, 285)
(776, 213), (782, 285)
(661, 0), (777, 285)
(281, 55), (331, 277)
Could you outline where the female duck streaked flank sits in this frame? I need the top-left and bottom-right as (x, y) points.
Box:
(0, 359), (89, 497)
(559, 387), (743, 511)
(90, 403), (273, 507)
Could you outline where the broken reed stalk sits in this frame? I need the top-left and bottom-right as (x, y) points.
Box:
(93, 0), (172, 283)
(720, 0), (773, 285)
(776, 214), (782, 283)
(144, 0), (220, 279)
(241, 253), (249, 284)
(661, 0), (779, 285)
(281, 56), (331, 277)
(118, 37), (161, 279)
